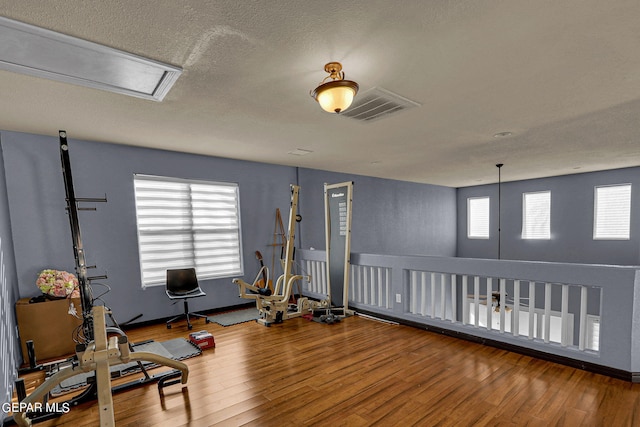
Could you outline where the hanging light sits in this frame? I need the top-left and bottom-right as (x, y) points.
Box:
(310, 62), (359, 113)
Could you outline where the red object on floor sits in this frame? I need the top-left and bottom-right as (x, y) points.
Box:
(189, 330), (215, 349)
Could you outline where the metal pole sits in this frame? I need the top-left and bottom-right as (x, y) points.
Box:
(59, 130), (93, 341)
(496, 163), (503, 260)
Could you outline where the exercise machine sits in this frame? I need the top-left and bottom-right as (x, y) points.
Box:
(13, 305), (188, 427)
(321, 181), (354, 323)
(233, 185), (328, 326)
(11, 131), (188, 426)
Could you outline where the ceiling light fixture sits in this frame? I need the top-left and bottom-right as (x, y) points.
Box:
(310, 62), (359, 114)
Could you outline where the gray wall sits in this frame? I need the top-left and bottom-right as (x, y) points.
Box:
(1, 131), (459, 332)
(297, 168), (458, 257)
(2, 128), (640, 392)
(0, 136), (20, 415)
(2, 131), (297, 325)
(457, 167), (640, 265)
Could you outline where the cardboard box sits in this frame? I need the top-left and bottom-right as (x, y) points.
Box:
(189, 330), (215, 349)
(15, 297), (84, 363)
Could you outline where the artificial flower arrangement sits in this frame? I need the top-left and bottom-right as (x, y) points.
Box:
(36, 269), (80, 298)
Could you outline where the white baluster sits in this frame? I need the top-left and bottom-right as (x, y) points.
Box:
(451, 274), (457, 323)
(410, 270), (418, 314)
(579, 286), (588, 351)
(499, 278), (506, 334)
(486, 277), (493, 330)
(431, 272), (437, 318)
(474, 276), (480, 328)
(462, 275), (468, 325)
(544, 283), (552, 343)
(529, 281), (535, 340)
(561, 284), (569, 347)
(513, 280), (520, 337)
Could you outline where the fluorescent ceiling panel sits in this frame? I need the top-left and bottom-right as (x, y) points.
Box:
(0, 16), (181, 101)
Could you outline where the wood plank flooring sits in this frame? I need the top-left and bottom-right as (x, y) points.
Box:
(13, 312), (640, 426)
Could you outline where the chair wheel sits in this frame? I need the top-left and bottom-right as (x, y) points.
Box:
(206, 319), (211, 324)
(167, 324), (171, 329)
(188, 325), (193, 330)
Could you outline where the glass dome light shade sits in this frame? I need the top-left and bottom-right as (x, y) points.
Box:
(312, 80), (359, 113)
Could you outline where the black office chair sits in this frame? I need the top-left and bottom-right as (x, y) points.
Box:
(165, 268), (211, 330)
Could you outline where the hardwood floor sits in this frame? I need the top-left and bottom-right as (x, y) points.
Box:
(12, 312), (640, 426)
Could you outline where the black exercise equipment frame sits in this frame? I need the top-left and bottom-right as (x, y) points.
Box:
(1, 131), (180, 426)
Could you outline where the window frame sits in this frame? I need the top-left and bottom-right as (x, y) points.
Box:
(522, 190), (551, 240)
(133, 174), (244, 288)
(593, 183), (632, 241)
(467, 196), (490, 239)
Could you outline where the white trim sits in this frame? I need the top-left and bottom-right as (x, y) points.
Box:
(0, 16), (181, 101)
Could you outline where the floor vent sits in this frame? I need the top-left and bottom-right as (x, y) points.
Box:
(341, 87), (420, 122)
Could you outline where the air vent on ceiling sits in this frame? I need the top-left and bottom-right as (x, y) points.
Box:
(341, 87), (420, 122)
(0, 16), (181, 101)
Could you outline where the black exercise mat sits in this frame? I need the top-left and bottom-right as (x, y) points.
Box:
(208, 308), (259, 326)
(48, 338), (200, 396)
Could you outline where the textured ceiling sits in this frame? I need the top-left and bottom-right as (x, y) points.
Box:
(0, 0), (639, 187)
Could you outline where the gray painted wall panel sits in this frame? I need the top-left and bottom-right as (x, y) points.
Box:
(2, 131), (297, 325)
(3, 128), (639, 382)
(297, 168), (457, 257)
(1, 132), (459, 331)
(457, 168), (640, 265)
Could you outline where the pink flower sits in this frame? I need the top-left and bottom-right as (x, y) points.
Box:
(36, 269), (80, 298)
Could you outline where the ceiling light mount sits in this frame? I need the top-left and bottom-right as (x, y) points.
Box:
(311, 61), (359, 114)
(324, 62), (343, 79)
(493, 131), (513, 138)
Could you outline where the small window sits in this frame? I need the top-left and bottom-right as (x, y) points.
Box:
(467, 197), (490, 239)
(133, 175), (243, 287)
(594, 184), (631, 240)
(522, 191), (550, 239)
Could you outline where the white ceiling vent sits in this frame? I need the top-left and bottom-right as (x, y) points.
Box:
(341, 87), (420, 122)
(0, 16), (181, 101)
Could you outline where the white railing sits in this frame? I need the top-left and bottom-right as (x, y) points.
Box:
(302, 259), (328, 295)
(306, 263), (595, 350)
(351, 265), (392, 310)
(302, 259), (392, 309)
(299, 249), (640, 378)
(409, 273), (593, 350)
(408, 271), (456, 322)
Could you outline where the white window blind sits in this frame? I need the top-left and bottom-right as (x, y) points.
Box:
(467, 197), (490, 239)
(133, 175), (243, 287)
(594, 184), (631, 240)
(522, 191), (550, 239)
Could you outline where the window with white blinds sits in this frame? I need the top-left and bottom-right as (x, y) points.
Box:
(593, 184), (631, 240)
(522, 191), (551, 239)
(467, 197), (490, 239)
(133, 175), (243, 287)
